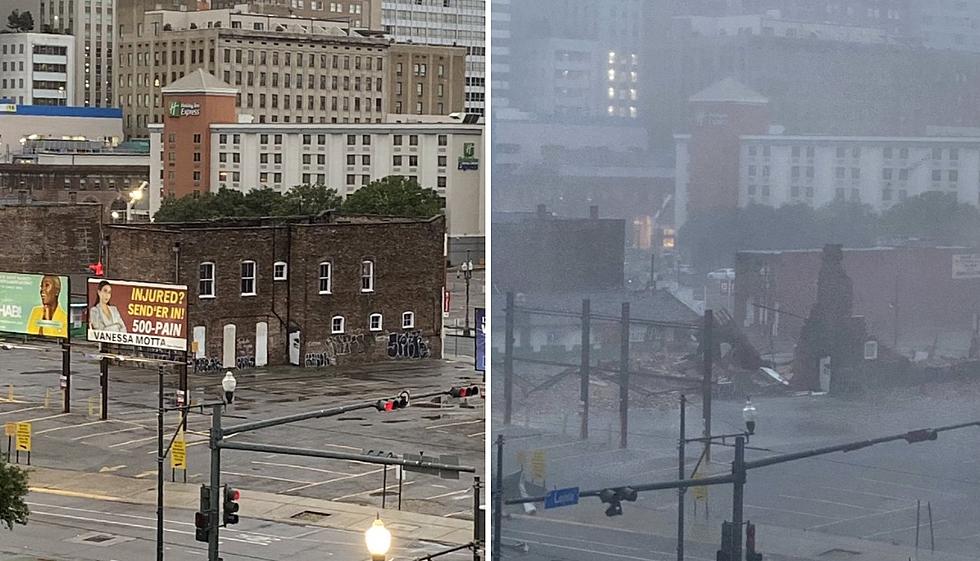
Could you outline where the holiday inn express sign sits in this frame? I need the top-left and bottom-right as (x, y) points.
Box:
(168, 101), (201, 118)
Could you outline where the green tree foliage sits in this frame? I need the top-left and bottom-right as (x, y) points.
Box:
(0, 457), (29, 530)
(275, 183), (343, 216)
(6, 10), (34, 32)
(154, 186), (342, 222)
(879, 191), (980, 244)
(679, 202), (878, 272)
(341, 176), (444, 218)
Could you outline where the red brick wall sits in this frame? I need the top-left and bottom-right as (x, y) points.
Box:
(736, 246), (980, 349)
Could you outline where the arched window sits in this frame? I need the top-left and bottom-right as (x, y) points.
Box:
(402, 311), (414, 329)
(361, 259), (374, 292)
(318, 262), (332, 294)
(369, 313), (382, 331)
(331, 315), (345, 334)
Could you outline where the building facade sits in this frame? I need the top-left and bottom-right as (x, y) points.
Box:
(0, 33), (75, 107)
(117, 7), (390, 137)
(388, 43), (466, 116)
(382, 0), (485, 115)
(489, 0), (510, 111)
(105, 215), (446, 368)
(211, 0), (382, 29)
(39, 0), (114, 107)
(0, 104), (124, 163)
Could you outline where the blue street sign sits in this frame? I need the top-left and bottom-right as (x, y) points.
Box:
(544, 487), (580, 509)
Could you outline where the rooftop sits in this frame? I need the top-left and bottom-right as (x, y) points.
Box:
(0, 105), (123, 119)
(689, 77), (769, 105)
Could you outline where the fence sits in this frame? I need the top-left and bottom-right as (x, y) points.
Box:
(495, 292), (715, 448)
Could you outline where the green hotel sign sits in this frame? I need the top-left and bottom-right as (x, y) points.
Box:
(168, 101), (201, 118)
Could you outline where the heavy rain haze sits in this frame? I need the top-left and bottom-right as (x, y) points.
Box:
(490, 1), (980, 560)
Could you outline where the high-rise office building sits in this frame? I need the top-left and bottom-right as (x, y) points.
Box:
(0, 33), (75, 106)
(209, 0), (383, 29)
(39, 0), (115, 107)
(382, 0), (485, 115)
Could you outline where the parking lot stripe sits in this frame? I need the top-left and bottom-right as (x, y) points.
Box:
(778, 494), (882, 512)
(863, 518), (948, 539)
(35, 419), (107, 435)
(71, 426), (143, 441)
(425, 419), (483, 430)
(807, 505), (916, 531)
(424, 489), (470, 500)
(0, 406), (43, 416)
(221, 471), (312, 484)
(816, 485), (904, 502)
(284, 467), (385, 493)
(251, 460), (358, 477)
(744, 503), (837, 520)
(23, 412), (70, 423)
(332, 480), (415, 501)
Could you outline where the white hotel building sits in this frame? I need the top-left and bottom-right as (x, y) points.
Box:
(736, 135), (980, 211)
(149, 121), (484, 243)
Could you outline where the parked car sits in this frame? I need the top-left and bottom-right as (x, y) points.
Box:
(707, 268), (735, 280)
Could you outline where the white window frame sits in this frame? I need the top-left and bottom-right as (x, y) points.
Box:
(361, 259), (374, 292)
(273, 261), (288, 281)
(199, 262), (215, 299)
(240, 260), (257, 296)
(318, 261), (332, 294)
(331, 315), (345, 334)
(402, 311), (414, 329)
(369, 313), (383, 331)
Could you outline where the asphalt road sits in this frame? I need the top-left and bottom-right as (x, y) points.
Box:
(492, 378), (980, 560)
(0, 491), (475, 561)
(0, 346), (484, 519)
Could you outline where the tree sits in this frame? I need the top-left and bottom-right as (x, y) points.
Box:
(273, 184), (342, 216)
(342, 176), (444, 218)
(6, 10), (34, 32)
(0, 457), (29, 530)
(880, 191), (980, 245)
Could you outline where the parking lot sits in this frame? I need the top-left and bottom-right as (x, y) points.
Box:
(0, 344), (484, 518)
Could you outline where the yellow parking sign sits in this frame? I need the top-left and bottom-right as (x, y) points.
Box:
(171, 431), (187, 470)
(4, 422), (14, 437)
(530, 449), (546, 480)
(15, 422), (30, 452)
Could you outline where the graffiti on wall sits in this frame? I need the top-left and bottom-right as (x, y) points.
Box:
(235, 356), (256, 370)
(304, 334), (368, 368)
(304, 352), (333, 368)
(195, 357), (222, 373)
(387, 331), (430, 360)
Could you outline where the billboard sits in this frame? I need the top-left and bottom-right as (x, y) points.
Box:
(475, 307), (485, 372)
(952, 254), (980, 279)
(0, 272), (70, 338)
(86, 279), (188, 351)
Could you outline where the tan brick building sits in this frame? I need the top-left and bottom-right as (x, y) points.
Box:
(388, 43), (466, 117)
(117, 6), (389, 137)
(209, 0), (382, 30)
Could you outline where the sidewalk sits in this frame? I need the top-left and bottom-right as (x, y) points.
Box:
(26, 466), (474, 545)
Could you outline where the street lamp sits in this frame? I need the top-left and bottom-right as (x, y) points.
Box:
(110, 210), (120, 221)
(222, 371), (237, 404)
(126, 181), (147, 222)
(742, 397), (757, 435)
(365, 516), (392, 561)
(458, 251), (474, 336)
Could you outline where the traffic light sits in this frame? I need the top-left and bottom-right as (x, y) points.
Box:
(449, 386), (480, 398)
(195, 485), (212, 542)
(746, 521), (762, 561)
(598, 487), (638, 517)
(222, 486), (240, 526)
(87, 262), (104, 276)
(375, 391), (410, 412)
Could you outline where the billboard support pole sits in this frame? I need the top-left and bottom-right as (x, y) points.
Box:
(100, 356), (108, 420)
(61, 339), (70, 414)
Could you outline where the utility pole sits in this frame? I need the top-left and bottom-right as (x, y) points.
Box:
(730, 435), (746, 561)
(580, 298), (590, 440)
(491, 435), (504, 561)
(619, 302), (630, 449)
(702, 310), (713, 464)
(156, 365), (165, 561)
(677, 394), (686, 561)
(504, 292), (514, 425)
(209, 404), (222, 561)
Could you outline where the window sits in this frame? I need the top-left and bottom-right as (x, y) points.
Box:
(393, 135), (403, 146)
(331, 316), (345, 334)
(369, 313), (382, 331)
(240, 261), (256, 296)
(438, 135), (448, 146)
(932, 169), (943, 181)
(402, 311), (415, 329)
(318, 262), (332, 294)
(438, 155), (447, 167)
(360, 260), (374, 292)
(273, 261), (287, 280)
(199, 262), (215, 298)
(409, 135), (419, 146)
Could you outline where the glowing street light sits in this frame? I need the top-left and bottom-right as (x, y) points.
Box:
(365, 517), (391, 561)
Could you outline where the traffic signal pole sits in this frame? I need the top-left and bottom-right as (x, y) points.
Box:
(208, 403), (222, 561)
(731, 436), (746, 561)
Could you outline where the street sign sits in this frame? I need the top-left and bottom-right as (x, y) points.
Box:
(403, 452), (461, 480)
(15, 422), (30, 452)
(171, 431), (186, 470)
(3, 422), (14, 437)
(544, 487), (580, 509)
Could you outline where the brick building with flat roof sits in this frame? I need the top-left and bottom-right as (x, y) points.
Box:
(104, 213), (446, 369)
